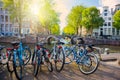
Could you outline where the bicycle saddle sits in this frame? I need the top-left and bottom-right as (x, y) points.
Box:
(37, 42), (46, 46)
(11, 41), (19, 46)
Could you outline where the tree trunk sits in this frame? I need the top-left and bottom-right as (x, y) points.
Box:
(76, 27), (79, 35)
(78, 26), (82, 36)
(90, 27), (93, 36)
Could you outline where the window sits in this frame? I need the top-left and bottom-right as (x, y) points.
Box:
(104, 9), (107, 12)
(104, 13), (107, 16)
(117, 30), (119, 35)
(5, 24), (8, 31)
(108, 22), (111, 26)
(104, 23), (107, 26)
(112, 28), (115, 35)
(1, 24), (4, 32)
(100, 28), (103, 30)
(108, 28), (111, 35)
(27, 29), (29, 33)
(5, 16), (8, 22)
(1, 15), (4, 22)
(10, 24), (12, 32)
(104, 17), (107, 21)
(108, 17), (111, 20)
(104, 28), (107, 35)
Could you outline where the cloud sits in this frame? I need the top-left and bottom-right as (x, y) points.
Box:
(101, 0), (120, 8)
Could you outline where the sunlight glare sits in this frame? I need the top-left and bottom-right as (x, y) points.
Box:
(31, 4), (39, 15)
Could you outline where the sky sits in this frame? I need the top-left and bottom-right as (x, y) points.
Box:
(54, 0), (120, 32)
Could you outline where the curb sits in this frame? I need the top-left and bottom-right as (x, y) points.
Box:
(101, 57), (117, 62)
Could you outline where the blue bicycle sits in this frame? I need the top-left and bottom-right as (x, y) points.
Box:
(7, 38), (31, 80)
(61, 39), (99, 75)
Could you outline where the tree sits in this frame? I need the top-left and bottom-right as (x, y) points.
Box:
(2, 0), (29, 35)
(51, 24), (60, 35)
(2, 0), (60, 35)
(38, 0), (60, 34)
(67, 5), (86, 36)
(82, 6), (104, 35)
(113, 10), (120, 29)
(63, 25), (75, 35)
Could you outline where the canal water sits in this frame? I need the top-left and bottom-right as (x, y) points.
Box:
(0, 42), (120, 53)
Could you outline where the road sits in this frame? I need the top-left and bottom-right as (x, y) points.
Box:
(0, 62), (120, 80)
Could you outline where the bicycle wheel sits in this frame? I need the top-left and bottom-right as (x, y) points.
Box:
(78, 53), (99, 75)
(13, 52), (23, 80)
(32, 50), (41, 76)
(44, 56), (53, 72)
(64, 48), (74, 64)
(0, 47), (7, 64)
(55, 47), (65, 72)
(47, 61), (53, 72)
(7, 50), (14, 73)
(23, 47), (31, 65)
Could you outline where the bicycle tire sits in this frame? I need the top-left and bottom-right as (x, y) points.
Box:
(43, 49), (53, 72)
(7, 51), (14, 73)
(55, 47), (65, 72)
(23, 47), (31, 65)
(47, 61), (53, 72)
(13, 52), (23, 80)
(32, 50), (42, 76)
(78, 53), (99, 75)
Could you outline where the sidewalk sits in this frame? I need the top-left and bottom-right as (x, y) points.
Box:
(100, 53), (120, 68)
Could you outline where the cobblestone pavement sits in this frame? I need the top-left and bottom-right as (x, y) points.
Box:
(0, 62), (120, 80)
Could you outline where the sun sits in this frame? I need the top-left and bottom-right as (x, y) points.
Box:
(31, 4), (39, 16)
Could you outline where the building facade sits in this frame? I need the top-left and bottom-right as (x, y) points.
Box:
(0, 3), (13, 36)
(93, 5), (120, 38)
(0, 2), (30, 36)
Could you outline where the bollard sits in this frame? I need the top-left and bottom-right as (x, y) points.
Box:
(104, 48), (109, 55)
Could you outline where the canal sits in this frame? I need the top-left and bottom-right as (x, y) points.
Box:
(0, 42), (120, 53)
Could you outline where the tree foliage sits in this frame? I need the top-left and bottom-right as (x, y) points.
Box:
(51, 24), (60, 35)
(82, 6), (104, 35)
(113, 10), (120, 29)
(63, 25), (75, 35)
(66, 5), (86, 35)
(2, 0), (60, 35)
(37, 0), (60, 34)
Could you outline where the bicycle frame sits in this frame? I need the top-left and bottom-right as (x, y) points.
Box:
(13, 40), (24, 66)
(64, 45), (88, 64)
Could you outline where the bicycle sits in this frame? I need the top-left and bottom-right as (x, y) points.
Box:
(63, 42), (99, 75)
(70, 36), (102, 61)
(49, 40), (65, 72)
(7, 37), (31, 80)
(6, 47), (14, 73)
(32, 42), (53, 76)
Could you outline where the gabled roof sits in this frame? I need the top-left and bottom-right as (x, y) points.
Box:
(115, 4), (120, 6)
